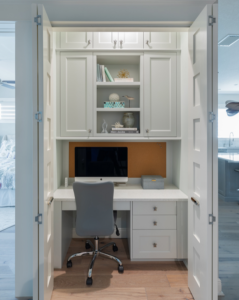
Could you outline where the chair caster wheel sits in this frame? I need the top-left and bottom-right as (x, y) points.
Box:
(86, 277), (93, 285)
(118, 265), (124, 273)
(67, 260), (72, 268)
(113, 245), (118, 252)
(85, 242), (91, 250)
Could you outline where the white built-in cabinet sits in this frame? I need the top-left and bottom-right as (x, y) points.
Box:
(144, 52), (177, 137)
(144, 32), (177, 49)
(60, 52), (93, 137)
(60, 32), (93, 49)
(93, 32), (143, 49)
(58, 32), (180, 139)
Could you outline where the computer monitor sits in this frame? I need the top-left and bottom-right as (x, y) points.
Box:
(75, 147), (128, 183)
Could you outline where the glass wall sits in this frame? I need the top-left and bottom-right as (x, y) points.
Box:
(0, 22), (16, 300)
(218, 1), (239, 299)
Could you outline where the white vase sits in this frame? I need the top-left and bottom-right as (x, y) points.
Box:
(123, 113), (135, 128)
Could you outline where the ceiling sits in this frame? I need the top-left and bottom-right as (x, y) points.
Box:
(218, 0), (239, 93)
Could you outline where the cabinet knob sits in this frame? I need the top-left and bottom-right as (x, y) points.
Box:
(87, 40), (91, 46)
(153, 206), (157, 211)
(146, 129), (149, 133)
(153, 221), (157, 226)
(120, 40), (123, 48)
(153, 243), (157, 248)
(114, 40), (117, 47)
(88, 129), (92, 133)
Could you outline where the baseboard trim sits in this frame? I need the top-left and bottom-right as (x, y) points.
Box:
(72, 227), (128, 239)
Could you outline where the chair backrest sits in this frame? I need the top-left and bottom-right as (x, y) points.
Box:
(73, 181), (114, 237)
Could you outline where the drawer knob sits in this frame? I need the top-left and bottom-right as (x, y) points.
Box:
(153, 207), (157, 211)
(153, 243), (157, 248)
(153, 221), (157, 226)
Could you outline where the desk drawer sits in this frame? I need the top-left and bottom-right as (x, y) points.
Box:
(133, 215), (176, 230)
(132, 230), (177, 259)
(133, 202), (176, 215)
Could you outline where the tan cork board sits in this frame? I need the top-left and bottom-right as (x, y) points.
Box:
(69, 142), (166, 178)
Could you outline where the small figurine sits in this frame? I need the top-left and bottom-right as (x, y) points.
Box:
(122, 95), (135, 108)
(101, 119), (108, 133)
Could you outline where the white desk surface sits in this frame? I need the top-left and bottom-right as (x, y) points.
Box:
(54, 184), (188, 202)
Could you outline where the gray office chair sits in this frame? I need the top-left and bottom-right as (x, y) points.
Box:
(66, 181), (124, 285)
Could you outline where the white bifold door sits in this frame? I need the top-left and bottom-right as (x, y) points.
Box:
(188, 4), (217, 300)
(33, 4), (55, 300)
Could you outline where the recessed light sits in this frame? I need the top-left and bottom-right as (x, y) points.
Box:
(218, 35), (239, 47)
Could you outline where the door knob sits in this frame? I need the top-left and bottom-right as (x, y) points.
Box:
(153, 221), (157, 226)
(153, 206), (157, 211)
(86, 40), (91, 46)
(153, 243), (157, 248)
(146, 129), (149, 133)
(88, 129), (92, 133)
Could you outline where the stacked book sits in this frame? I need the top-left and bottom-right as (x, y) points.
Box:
(97, 64), (114, 82)
(111, 128), (139, 134)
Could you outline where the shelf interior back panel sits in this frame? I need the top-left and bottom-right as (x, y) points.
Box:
(97, 87), (140, 108)
(69, 142), (166, 178)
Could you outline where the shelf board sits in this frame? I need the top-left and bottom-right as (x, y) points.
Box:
(56, 136), (182, 141)
(96, 108), (140, 112)
(96, 82), (140, 88)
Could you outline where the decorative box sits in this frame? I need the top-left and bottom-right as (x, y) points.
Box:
(104, 101), (125, 108)
(141, 175), (164, 190)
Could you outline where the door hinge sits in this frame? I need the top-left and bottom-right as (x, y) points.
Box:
(35, 111), (42, 122)
(34, 15), (42, 26)
(35, 213), (42, 225)
(209, 112), (216, 123)
(208, 15), (216, 26)
(209, 214), (216, 224)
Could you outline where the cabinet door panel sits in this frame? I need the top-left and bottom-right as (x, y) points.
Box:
(132, 230), (177, 259)
(144, 52), (177, 137)
(133, 215), (176, 230)
(133, 201), (176, 215)
(60, 52), (92, 137)
(144, 32), (177, 49)
(93, 32), (118, 49)
(60, 32), (92, 49)
(118, 32), (143, 49)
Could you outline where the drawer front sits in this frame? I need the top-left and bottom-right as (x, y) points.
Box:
(133, 230), (177, 259)
(133, 201), (176, 215)
(133, 215), (176, 230)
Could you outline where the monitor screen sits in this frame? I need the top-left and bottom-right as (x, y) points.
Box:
(75, 147), (128, 178)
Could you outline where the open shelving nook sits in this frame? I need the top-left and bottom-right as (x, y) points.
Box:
(93, 53), (143, 136)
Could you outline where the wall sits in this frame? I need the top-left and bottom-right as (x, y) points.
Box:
(58, 140), (174, 186)
(0, 1), (215, 23)
(15, 21), (33, 298)
(218, 94), (239, 147)
(0, 123), (15, 136)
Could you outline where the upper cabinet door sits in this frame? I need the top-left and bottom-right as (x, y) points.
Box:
(118, 32), (143, 49)
(60, 32), (92, 49)
(144, 32), (177, 49)
(93, 32), (118, 49)
(60, 52), (93, 137)
(144, 52), (177, 137)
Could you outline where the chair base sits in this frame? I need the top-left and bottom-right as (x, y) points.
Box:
(67, 237), (124, 285)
